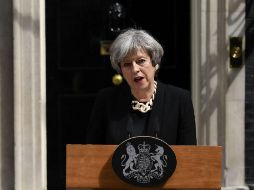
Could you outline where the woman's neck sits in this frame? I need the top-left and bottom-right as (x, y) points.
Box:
(131, 83), (155, 102)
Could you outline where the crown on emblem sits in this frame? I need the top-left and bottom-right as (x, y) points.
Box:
(138, 142), (151, 153)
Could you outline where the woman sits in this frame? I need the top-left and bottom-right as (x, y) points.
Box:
(85, 28), (196, 145)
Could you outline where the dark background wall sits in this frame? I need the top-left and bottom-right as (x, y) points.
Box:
(0, 1), (14, 189)
(46, 0), (191, 189)
(245, 0), (254, 187)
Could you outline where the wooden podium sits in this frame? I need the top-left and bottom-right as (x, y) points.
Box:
(66, 144), (222, 190)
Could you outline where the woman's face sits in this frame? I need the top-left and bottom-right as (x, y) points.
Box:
(120, 49), (156, 94)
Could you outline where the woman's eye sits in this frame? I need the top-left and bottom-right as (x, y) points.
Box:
(136, 59), (146, 64)
(123, 62), (131, 67)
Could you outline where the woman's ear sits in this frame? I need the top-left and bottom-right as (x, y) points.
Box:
(155, 64), (159, 71)
(117, 64), (122, 74)
(117, 68), (122, 74)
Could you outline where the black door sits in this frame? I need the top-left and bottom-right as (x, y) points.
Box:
(46, 0), (191, 189)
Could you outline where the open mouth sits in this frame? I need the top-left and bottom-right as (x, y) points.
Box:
(134, 76), (144, 82)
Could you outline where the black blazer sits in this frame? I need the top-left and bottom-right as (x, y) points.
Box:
(85, 81), (197, 145)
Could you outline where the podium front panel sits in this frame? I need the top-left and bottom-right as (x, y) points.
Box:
(66, 144), (222, 190)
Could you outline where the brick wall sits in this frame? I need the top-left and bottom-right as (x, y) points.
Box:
(245, 0), (254, 185)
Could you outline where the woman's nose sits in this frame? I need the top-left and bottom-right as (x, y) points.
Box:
(132, 62), (140, 72)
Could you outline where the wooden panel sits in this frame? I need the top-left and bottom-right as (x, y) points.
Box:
(66, 145), (222, 190)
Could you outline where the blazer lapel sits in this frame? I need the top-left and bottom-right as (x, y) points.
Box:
(146, 81), (165, 137)
(119, 84), (134, 138)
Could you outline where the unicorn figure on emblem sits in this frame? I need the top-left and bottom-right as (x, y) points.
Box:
(150, 145), (168, 176)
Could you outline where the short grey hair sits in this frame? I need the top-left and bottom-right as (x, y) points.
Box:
(109, 28), (164, 73)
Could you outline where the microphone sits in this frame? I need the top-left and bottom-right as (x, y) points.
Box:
(154, 116), (160, 138)
(126, 115), (133, 138)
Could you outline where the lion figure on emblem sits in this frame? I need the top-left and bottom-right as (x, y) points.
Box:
(121, 143), (138, 176)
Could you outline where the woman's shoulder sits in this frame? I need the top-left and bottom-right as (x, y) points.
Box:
(98, 86), (116, 95)
(158, 81), (193, 108)
(158, 81), (190, 96)
(96, 83), (129, 99)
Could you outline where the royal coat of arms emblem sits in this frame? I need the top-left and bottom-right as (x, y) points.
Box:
(112, 136), (177, 187)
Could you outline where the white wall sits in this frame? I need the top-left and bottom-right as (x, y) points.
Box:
(191, 0), (247, 189)
(13, 0), (46, 189)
